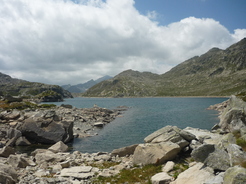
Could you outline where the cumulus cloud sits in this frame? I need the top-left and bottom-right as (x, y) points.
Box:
(0, 0), (245, 85)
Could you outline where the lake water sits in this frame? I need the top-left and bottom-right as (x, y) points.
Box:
(45, 97), (227, 153)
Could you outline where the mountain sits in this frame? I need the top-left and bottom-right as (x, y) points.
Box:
(82, 38), (246, 97)
(61, 75), (112, 93)
(0, 72), (73, 101)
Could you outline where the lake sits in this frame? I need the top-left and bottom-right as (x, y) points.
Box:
(45, 97), (227, 153)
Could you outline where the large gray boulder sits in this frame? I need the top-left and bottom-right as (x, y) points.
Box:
(20, 117), (73, 144)
(144, 126), (189, 149)
(7, 154), (35, 168)
(48, 141), (69, 153)
(219, 96), (246, 132)
(133, 142), (181, 165)
(223, 166), (246, 184)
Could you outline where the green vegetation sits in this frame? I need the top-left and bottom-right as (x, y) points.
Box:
(92, 164), (162, 184)
(0, 100), (56, 110)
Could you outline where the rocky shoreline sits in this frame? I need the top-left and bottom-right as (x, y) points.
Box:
(1, 96), (246, 183)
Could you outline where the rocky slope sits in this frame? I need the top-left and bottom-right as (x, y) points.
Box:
(0, 72), (73, 102)
(83, 38), (246, 97)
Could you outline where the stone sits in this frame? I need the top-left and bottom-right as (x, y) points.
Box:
(204, 146), (230, 171)
(94, 122), (104, 127)
(223, 166), (246, 184)
(7, 154), (35, 168)
(111, 144), (138, 157)
(226, 144), (246, 166)
(179, 130), (196, 142)
(20, 117), (74, 144)
(48, 141), (69, 153)
(7, 128), (21, 139)
(183, 127), (223, 145)
(0, 146), (15, 158)
(15, 136), (31, 146)
(144, 126), (189, 149)
(0, 163), (17, 184)
(171, 162), (215, 184)
(151, 172), (173, 184)
(133, 142), (181, 165)
(59, 166), (94, 179)
(32, 149), (65, 164)
(144, 126), (181, 143)
(191, 144), (215, 163)
(162, 161), (175, 172)
(240, 127), (246, 136)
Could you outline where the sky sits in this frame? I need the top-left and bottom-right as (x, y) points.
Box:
(0, 0), (246, 85)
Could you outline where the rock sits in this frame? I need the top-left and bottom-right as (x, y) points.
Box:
(144, 126), (189, 149)
(226, 144), (246, 166)
(93, 122), (104, 127)
(240, 127), (246, 136)
(171, 162), (215, 184)
(151, 172), (173, 184)
(0, 163), (17, 184)
(61, 104), (73, 109)
(223, 166), (246, 184)
(15, 136), (31, 146)
(179, 130), (196, 142)
(32, 149), (65, 164)
(7, 128), (21, 139)
(204, 172), (224, 184)
(0, 146), (15, 158)
(191, 144), (215, 163)
(133, 142), (181, 165)
(20, 117), (73, 144)
(204, 146), (231, 171)
(162, 161), (175, 172)
(111, 144), (138, 157)
(219, 96), (246, 132)
(184, 127), (223, 144)
(59, 166), (94, 179)
(48, 141), (69, 153)
(7, 154), (35, 168)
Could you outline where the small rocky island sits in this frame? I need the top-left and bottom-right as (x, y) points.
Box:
(0, 96), (246, 184)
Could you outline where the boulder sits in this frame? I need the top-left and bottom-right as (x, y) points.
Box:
(20, 117), (73, 144)
(219, 96), (246, 132)
(0, 146), (15, 158)
(183, 127), (223, 145)
(59, 166), (94, 179)
(223, 166), (246, 184)
(111, 144), (138, 157)
(151, 172), (173, 184)
(191, 144), (215, 163)
(171, 162), (215, 184)
(144, 126), (189, 149)
(32, 149), (65, 164)
(133, 142), (181, 165)
(204, 146), (231, 171)
(0, 163), (17, 184)
(48, 141), (69, 153)
(226, 144), (246, 166)
(7, 154), (35, 168)
(162, 161), (175, 172)
(179, 130), (196, 142)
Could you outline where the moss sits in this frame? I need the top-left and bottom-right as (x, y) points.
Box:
(236, 138), (246, 152)
(92, 164), (162, 184)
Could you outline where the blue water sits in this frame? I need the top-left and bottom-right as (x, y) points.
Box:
(45, 97), (227, 153)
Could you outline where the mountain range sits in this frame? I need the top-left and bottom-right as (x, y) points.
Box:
(0, 72), (72, 101)
(61, 75), (112, 93)
(82, 38), (246, 97)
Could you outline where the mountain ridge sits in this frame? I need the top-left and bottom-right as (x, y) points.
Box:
(82, 38), (246, 97)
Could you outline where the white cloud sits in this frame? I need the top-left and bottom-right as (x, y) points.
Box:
(0, 0), (245, 85)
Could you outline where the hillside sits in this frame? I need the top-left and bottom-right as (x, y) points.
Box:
(82, 38), (246, 97)
(0, 72), (73, 101)
(61, 75), (112, 93)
